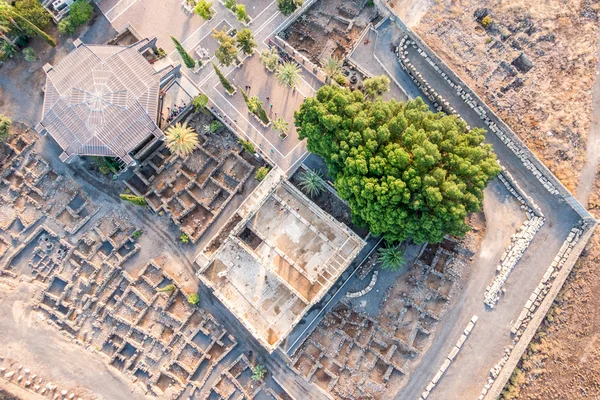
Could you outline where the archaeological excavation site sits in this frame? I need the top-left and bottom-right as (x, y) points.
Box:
(1, 0), (599, 399)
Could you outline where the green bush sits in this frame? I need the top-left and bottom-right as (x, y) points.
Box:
(58, 18), (75, 35)
(187, 293), (200, 305)
(238, 138), (255, 154)
(481, 15), (493, 28)
(333, 73), (347, 86)
(132, 230), (142, 238)
(119, 194), (147, 206)
(209, 120), (222, 133)
(255, 166), (270, 181)
(277, 0), (302, 15)
(158, 284), (175, 292)
(180, 232), (190, 243)
(192, 94), (208, 111)
(0, 114), (11, 142)
(235, 4), (249, 23)
(251, 365), (267, 381)
(225, 0), (236, 9)
(69, 0), (93, 27)
(23, 47), (36, 62)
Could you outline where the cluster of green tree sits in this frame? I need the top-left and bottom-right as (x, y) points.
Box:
(212, 26), (256, 67)
(295, 84), (500, 244)
(58, 0), (93, 35)
(0, 0), (55, 60)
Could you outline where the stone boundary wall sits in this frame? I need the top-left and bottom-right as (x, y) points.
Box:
(421, 315), (479, 399)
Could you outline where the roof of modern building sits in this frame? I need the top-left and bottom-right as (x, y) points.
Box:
(37, 39), (164, 164)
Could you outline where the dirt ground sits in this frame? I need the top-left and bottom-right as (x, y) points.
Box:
(409, 0), (600, 191)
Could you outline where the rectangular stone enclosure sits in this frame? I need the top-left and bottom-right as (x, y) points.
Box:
(196, 178), (365, 352)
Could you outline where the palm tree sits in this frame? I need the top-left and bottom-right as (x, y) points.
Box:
(0, 1), (56, 46)
(276, 61), (302, 88)
(298, 169), (324, 197)
(322, 55), (342, 78)
(273, 117), (289, 137)
(165, 123), (199, 157)
(378, 245), (405, 271)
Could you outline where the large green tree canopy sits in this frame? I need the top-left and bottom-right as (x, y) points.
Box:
(295, 85), (500, 243)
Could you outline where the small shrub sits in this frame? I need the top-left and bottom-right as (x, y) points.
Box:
(225, 0), (236, 9)
(158, 284), (175, 292)
(23, 47), (36, 62)
(298, 169), (324, 197)
(187, 293), (200, 305)
(255, 166), (270, 181)
(192, 94), (209, 111)
(333, 73), (347, 86)
(180, 232), (190, 243)
(235, 4), (250, 23)
(481, 15), (493, 28)
(366, 0), (374, 6)
(238, 138), (255, 154)
(251, 365), (267, 381)
(260, 48), (279, 71)
(378, 245), (405, 271)
(119, 194), (147, 206)
(209, 120), (223, 133)
(277, 0), (302, 15)
(58, 18), (75, 35)
(194, 0), (214, 20)
(0, 114), (11, 142)
(132, 230), (142, 238)
(69, 0), (93, 26)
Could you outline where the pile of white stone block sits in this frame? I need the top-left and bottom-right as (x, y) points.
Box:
(483, 216), (545, 308)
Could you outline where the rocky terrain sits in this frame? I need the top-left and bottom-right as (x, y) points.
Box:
(413, 0), (600, 191)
